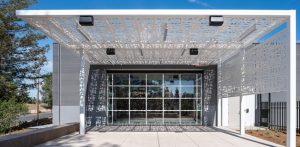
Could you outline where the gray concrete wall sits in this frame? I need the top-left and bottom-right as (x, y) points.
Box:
(52, 44), (81, 125)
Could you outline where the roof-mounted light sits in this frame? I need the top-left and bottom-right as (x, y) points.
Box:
(79, 16), (94, 26)
(209, 16), (223, 26)
(106, 48), (115, 55)
(190, 48), (198, 55)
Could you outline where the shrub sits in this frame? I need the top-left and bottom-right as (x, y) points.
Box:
(0, 99), (28, 134)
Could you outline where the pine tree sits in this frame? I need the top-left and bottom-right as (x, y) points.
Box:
(0, 0), (49, 101)
(0, 0), (49, 133)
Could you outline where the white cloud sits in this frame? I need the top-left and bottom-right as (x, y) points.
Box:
(41, 60), (53, 74)
(187, 0), (212, 8)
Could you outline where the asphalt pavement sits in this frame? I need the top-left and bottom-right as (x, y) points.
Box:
(18, 112), (52, 122)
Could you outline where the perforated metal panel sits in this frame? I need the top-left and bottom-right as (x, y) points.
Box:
(19, 13), (287, 65)
(219, 27), (289, 97)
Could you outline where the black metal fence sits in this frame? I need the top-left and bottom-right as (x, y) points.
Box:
(255, 94), (300, 133)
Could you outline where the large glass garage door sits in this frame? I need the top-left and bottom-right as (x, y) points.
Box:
(107, 72), (203, 125)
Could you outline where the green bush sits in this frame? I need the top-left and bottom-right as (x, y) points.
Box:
(0, 100), (27, 134)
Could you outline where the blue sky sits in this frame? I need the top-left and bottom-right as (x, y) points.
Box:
(26, 0), (300, 98)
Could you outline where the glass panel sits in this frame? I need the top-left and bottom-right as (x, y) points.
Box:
(181, 111), (196, 124)
(147, 87), (162, 98)
(147, 99), (163, 110)
(131, 87), (146, 98)
(181, 74), (196, 85)
(130, 74), (146, 85)
(181, 99), (196, 110)
(108, 111), (112, 124)
(147, 111), (163, 124)
(164, 86), (180, 98)
(164, 111), (179, 124)
(114, 74), (129, 85)
(108, 87), (113, 98)
(164, 74), (180, 86)
(113, 111), (129, 124)
(197, 111), (202, 125)
(181, 86), (196, 98)
(114, 87), (129, 98)
(130, 111), (146, 124)
(131, 99), (146, 110)
(107, 72), (203, 125)
(107, 74), (112, 85)
(113, 99), (129, 110)
(108, 99), (112, 110)
(164, 99), (179, 110)
(147, 74), (162, 85)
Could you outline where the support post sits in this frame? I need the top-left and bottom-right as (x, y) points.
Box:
(79, 49), (86, 135)
(240, 47), (246, 135)
(240, 95), (245, 135)
(287, 10), (296, 147)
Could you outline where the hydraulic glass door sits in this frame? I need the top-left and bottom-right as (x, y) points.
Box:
(107, 72), (203, 125)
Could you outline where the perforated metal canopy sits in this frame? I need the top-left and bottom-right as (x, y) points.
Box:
(16, 10), (288, 65)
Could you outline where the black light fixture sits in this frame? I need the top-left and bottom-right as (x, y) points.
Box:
(79, 16), (94, 26)
(106, 48), (115, 55)
(209, 16), (223, 26)
(189, 48), (198, 55)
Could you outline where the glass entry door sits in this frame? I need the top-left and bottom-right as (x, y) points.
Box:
(107, 72), (203, 125)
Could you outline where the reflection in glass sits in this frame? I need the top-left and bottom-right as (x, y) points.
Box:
(107, 72), (203, 125)
(148, 111), (163, 124)
(181, 86), (196, 98)
(114, 74), (129, 85)
(164, 111), (179, 124)
(147, 87), (162, 98)
(108, 87), (113, 97)
(164, 74), (180, 85)
(197, 111), (202, 125)
(181, 111), (196, 124)
(113, 99), (129, 110)
(107, 74), (112, 85)
(113, 111), (129, 124)
(130, 74), (146, 85)
(147, 74), (162, 85)
(181, 74), (196, 85)
(108, 111), (112, 124)
(181, 99), (196, 110)
(130, 111), (146, 124)
(131, 87), (146, 98)
(164, 99), (179, 110)
(147, 99), (162, 110)
(108, 99), (112, 110)
(114, 87), (129, 98)
(131, 99), (146, 110)
(164, 86), (179, 98)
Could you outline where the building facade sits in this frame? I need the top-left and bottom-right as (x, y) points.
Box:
(52, 44), (218, 126)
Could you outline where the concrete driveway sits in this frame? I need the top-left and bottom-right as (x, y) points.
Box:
(37, 127), (283, 147)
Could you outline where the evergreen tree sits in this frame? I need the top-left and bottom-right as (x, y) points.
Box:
(41, 73), (52, 107)
(0, 0), (49, 133)
(0, 0), (49, 102)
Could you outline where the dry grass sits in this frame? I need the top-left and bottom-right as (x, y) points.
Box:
(26, 104), (51, 113)
(247, 129), (300, 147)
